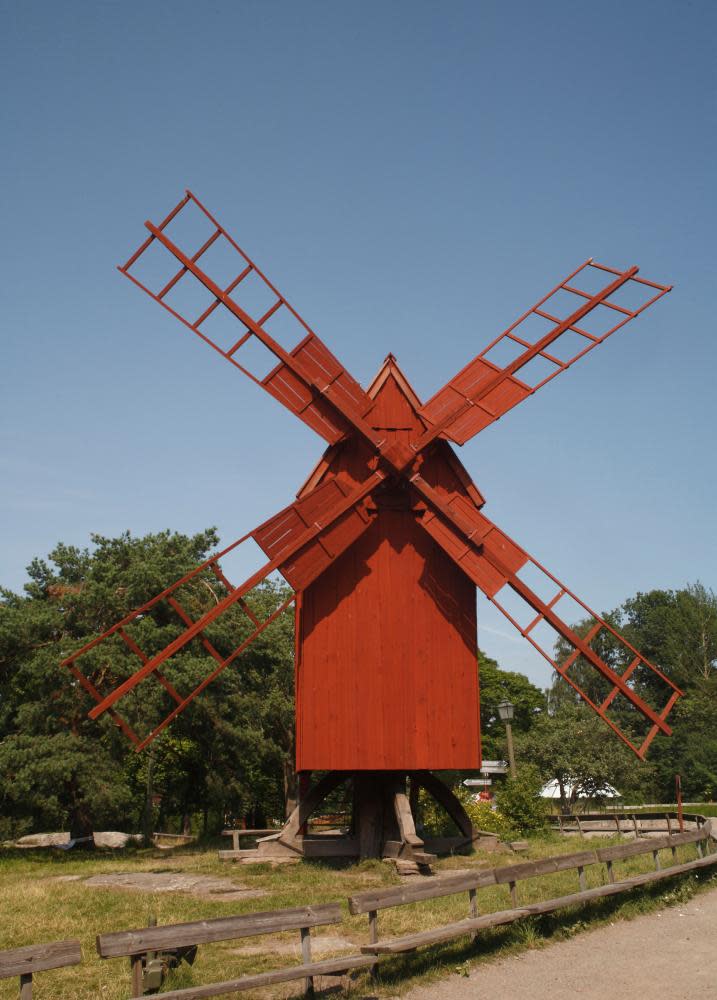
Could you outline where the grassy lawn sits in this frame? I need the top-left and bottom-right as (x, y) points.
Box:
(1, 832), (715, 999)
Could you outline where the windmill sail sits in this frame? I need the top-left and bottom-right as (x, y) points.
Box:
(417, 259), (671, 448)
(411, 475), (682, 759)
(120, 190), (379, 448)
(62, 473), (383, 749)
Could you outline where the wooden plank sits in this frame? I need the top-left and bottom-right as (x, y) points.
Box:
(361, 909), (531, 953)
(661, 826), (710, 848)
(0, 940), (82, 978)
(143, 954), (376, 1000)
(493, 850), (597, 883)
(217, 849), (273, 860)
(97, 904), (343, 958)
(596, 835), (672, 862)
(348, 869), (497, 914)
(221, 828), (276, 837)
(301, 837), (359, 858)
(393, 783), (423, 848)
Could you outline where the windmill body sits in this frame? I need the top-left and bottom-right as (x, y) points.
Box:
(296, 359), (480, 773)
(63, 190), (684, 866)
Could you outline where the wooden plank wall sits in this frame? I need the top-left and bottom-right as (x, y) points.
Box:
(296, 370), (481, 771)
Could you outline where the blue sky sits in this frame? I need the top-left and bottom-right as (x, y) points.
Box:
(2, 0), (715, 688)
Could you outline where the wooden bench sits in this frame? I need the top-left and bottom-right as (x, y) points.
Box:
(221, 828), (278, 852)
(349, 821), (716, 956)
(97, 902), (374, 998)
(0, 939), (82, 998)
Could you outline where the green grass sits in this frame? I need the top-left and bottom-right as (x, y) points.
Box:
(1, 833), (715, 999)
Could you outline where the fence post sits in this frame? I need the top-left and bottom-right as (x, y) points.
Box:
(368, 910), (378, 980)
(130, 955), (143, 997)
(300, 926), (314, 995)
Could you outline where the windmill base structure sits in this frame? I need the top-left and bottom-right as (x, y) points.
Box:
(62, 191), (684, 868)
(238, 771), (493, 869)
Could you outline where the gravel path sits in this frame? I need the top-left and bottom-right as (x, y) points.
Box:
(400, 887), (717, 999)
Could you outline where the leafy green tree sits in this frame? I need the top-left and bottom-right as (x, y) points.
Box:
(548, 583), (717, 801)
(618, 584), (717, 800)
(478, 651), (546, 761)
(517, 703), (640, 812)
(0, 530), (295, 840)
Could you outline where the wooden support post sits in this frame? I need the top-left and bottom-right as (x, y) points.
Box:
(20, 973), (32, 1000)
(130, 954), (143, 997)
(300, 926), (314, 995)
(665, 813), (672, 836)
(578, 866), (586, 891)
(412, 771), (474, 842)
(355, 775), (384, 860)
(632, 814), (639, 838)
(652, 850), (661, 871)
(392, 778), (424, 849)
(298, 773), (312, 837)
(697, 840), (704, 859)
(409, 776), (420, 830)
(509, 881), (518, 906)
(671, 845), (677, 862)
(614, 815), (621, 835)
(575, 815), (583, 837)
(606, 860), (615, 883)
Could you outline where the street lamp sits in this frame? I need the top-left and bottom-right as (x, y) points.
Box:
(497, 699), (517, 779)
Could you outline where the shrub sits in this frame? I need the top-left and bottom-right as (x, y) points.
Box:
(417, 784), (512, 839)
(494, 764), (548, 834)
(463, 798), (513, 838)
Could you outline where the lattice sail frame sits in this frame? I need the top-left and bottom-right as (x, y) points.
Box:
(418, 259), (671, 447)
(120, 190), (379, 449)
(411, 476), (682, 759)
(64, 473), (383, 749)
(62, 189), (681, 758)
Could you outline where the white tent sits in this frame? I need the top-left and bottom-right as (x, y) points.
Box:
(540, 779), (621, 800)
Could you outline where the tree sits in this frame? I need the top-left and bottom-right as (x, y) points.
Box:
(618, 584), (717, 800)
(517, 703), (640, 812)
(0, 529), (295, 840)
(478, 651), (546, 762)
(548, 583), (717, 802)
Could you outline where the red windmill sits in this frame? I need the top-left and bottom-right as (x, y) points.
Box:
(63, 191), (682, 866)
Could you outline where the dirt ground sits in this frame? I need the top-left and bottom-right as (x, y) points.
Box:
(401, 886), (717, 1000)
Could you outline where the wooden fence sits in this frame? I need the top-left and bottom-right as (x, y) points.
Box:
(552, 810), (707, 836)
(3, 817), (716, 997)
